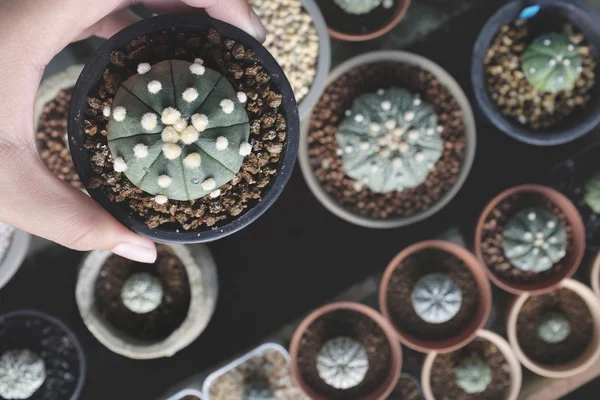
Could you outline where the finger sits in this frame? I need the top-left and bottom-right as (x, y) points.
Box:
(75, 9), (142, 41)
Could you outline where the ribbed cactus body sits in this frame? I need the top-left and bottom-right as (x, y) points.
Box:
(538, 312), (571, 344)
(411, 273), (462, 324)
(584, 171), (600, 214)
(455, 355), (491, 394)
(121, 272), (164, 314)
(316, 337), (369, 390)
(0, 349), (46, 400)
(333, 0), (382, 14)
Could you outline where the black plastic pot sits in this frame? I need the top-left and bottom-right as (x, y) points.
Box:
(472, 0), (600, 146)
(68, 14), (299, 243)
(0, 309), (87, 400)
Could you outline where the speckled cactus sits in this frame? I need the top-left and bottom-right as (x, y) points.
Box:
(121, 272), (164, 314)
(333, 0), (381, 14)
(243, 381), (275, 400)
(522, 33), (583, 93)
(107, 59), (251, 205)
(454, 355), (492, 395)
(316, 337), (369, 390)
(538, 312), (571, 344)
(502, 208), (567, 273)
(336, 88), (443, 194)
(411, 273), (462, 324)
(0, 349), (46, 400)
(584, 171), (600, 214)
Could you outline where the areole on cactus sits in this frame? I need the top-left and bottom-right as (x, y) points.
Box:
(121, 272), (164, 314)
(242, 381), (275, 400)
(522, 33), (583, 93)
(107, 59), (251, 204)
(0, 349), (46, 400)
(411, 273), (463, 324)
(333, 0), (382, 15)
(538, 312), (571, 344)
(454, 355), (492, 395)
(316, 336), (369, 390)
(336, 88), (443, 194)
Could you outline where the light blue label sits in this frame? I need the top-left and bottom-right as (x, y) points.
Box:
(519, 5), (541, 19)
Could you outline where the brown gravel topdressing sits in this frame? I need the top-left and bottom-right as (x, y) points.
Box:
(84, 28), (287, 230)
(307, 62), (466, 220)
(480, 191), (573, 284)
(296, 310), (392, 399)
(516, 288), (594, 365)
(430, 338), (511, 400)
(385, 249), (479, 341)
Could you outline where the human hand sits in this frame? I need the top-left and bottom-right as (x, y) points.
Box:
(0, 0), (266, 263)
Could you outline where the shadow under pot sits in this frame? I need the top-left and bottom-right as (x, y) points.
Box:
(68, 14), (299, 243)
(421, 329), (522, 400)
(506, 279), (600, 378)
(471, 0), (600, 146)
(387, 373), (423, 400)
(379, 240), (492, 353)
(474, 184), (586, 295)
(0, 310), (86, 400)
(76, 243), (218, 359)
(299, 50), (476, 229)
(289, 302), (402, 400)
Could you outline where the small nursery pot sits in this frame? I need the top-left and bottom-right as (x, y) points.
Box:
(421, 329), (522, 400)
(299, 50), (476, 229)
(379, 240), (492, 353)
(472, 0), (600, 146)
(68, 14), (299, 243)
(0, 309), (86, 400)
(0, 228), (30, 290)
(506, 279), (600, 378)
(289, 302), (402, 400)
(165, 388), (202, 400)
(474, 184), (586, 295)
(76, 243), (218, 359)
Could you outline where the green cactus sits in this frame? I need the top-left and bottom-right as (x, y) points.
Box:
(411, 273), (462, 324)
(538, 312), (571, 344)
(243, 381), (275, 400)
(455, 355), (492, 394)
(107, 59), (251, 204)
(333, 0), (382, 14)
(336, 88), (443, 194)
(0, 349), (46, 400)
(121, 272), (164, 314)
(522, 33), (583, 93)
(502, 208), (567, 273)
(316, 336), (369, 390)
(584, 171), (600, 214)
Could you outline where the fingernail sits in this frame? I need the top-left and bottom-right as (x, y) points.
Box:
(249, 9), (267, 43)
(112, 242), (157, 264)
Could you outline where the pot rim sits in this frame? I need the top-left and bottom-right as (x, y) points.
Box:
(379, 240), (492, 353)
(474, 184), (586, 295)
(289, 301), (402, 400)
(0, 228), (30, 290)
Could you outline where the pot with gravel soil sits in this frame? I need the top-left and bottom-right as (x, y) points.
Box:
(379, 241), (492, 353)
(299, 51), (476, 229)
(0, 223), (30, 291)
(506, 278), (600, 378)
(317, 0), (410, 42)
(472, 0), (600, 146)
(0, 310), (86, 400)
(475, 184), (585, 295)
(68, 14), (299, 243)
(421, 329), (522, 400)
(289, 302), (402, 400)
(387, 373), (423, 400)
(76, 243), (217, 359)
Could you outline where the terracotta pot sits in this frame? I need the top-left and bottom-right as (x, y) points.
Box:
(379, 240), (492, 353)
(421, 329), (522, 400)
(506, 279), (600, 378)
(474, 184), (586, 295)
(289, 302), (402, 400)
(589, 251), (600, 299)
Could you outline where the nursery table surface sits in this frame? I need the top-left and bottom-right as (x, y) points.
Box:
(3, 0), (600, 399)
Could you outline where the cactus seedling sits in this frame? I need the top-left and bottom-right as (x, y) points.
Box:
(0, 349), (46, 400)
(454, 355), (492, 395)
(584, 171), (600, 214)
(411, 273), (463, 324)
(502, 208), (567, 273)
(538, 312), (571, 344)
(243, 381), (275, 400)
(107, 60), (251, 204)
(522, 33), (583, 93)
(336, 88), (443, 194)
(333, 0), (382, 15)
(121, 272), (164, 314)
(316, 337), (369, 390)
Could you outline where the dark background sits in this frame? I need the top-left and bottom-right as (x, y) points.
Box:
(2, 0), (600, 398)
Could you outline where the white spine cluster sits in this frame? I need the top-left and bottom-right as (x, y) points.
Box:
(113, 106), (127, 121)
(137, 63), (151, 75)
(220, 99), (235, 114)
(182, 87), (199, 103)
(113, 157), (128, 172)
(133, 143), (149, 159)
(216, 136), (229, 151)
(141, 113), (158, 131)
(239, 141), (252, 156)
(191, 114), (209, 132)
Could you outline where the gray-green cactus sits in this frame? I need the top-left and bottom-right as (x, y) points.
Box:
(333, 0), (381, 14)
(107, 59), (251, 204)
(538, 312), (571, 344)
(455, 355), (491, 395)
(243, 381), (275, 400)
(522, 33), (583, 93)
(411, 273), (462, 324)
(316, 337), (369, 390)
(502, 208), (567, 273)
(584, 171), (600, 214)
(0, 349), (46, 400)
(121, 272), (164, 314)
(336, 88), (443, 194)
